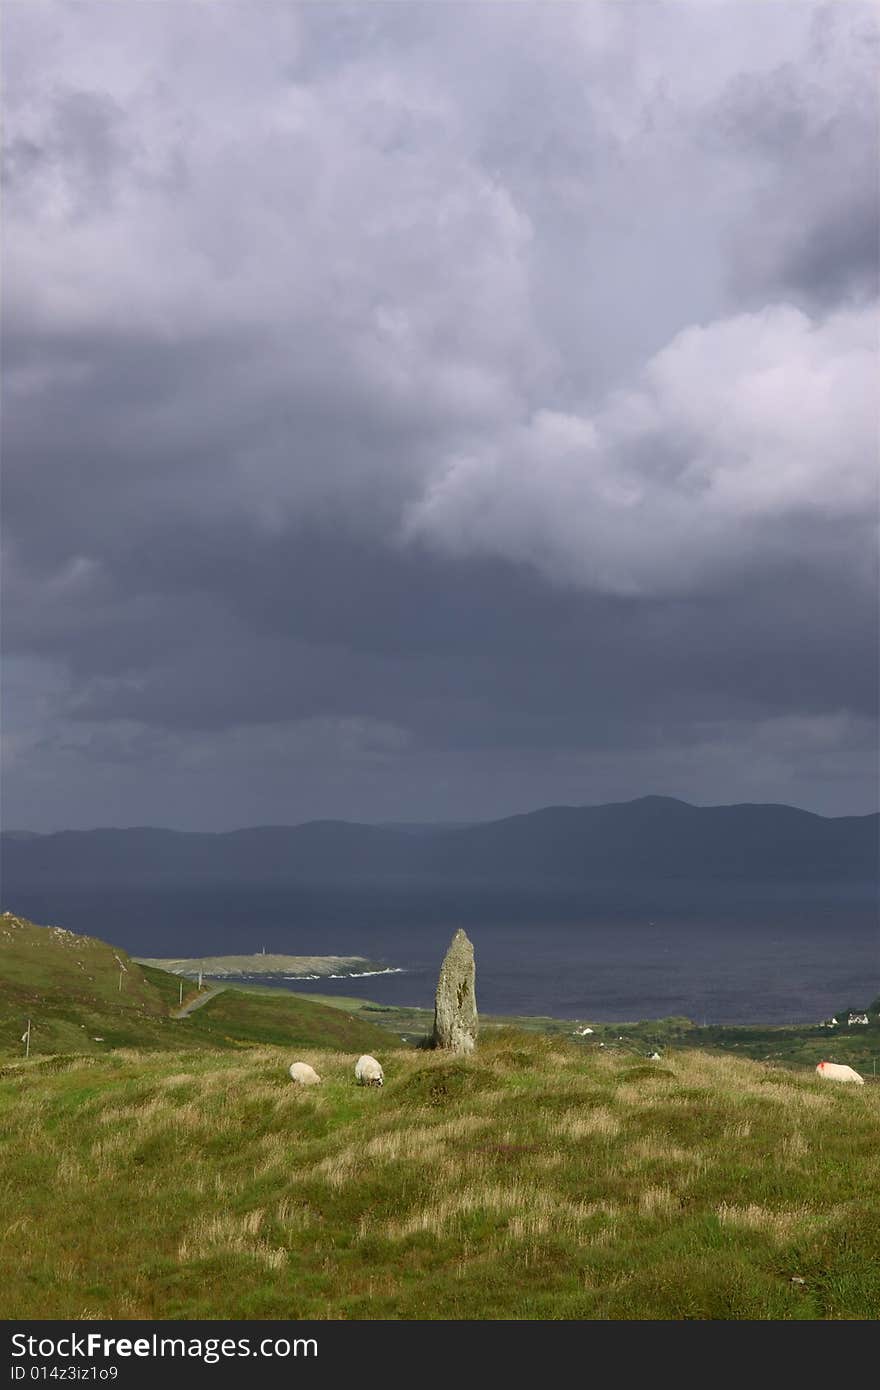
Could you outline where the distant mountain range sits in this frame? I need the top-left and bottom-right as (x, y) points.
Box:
(2, 796), (877, 891)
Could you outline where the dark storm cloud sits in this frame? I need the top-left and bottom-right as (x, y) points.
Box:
(7, 503), (875, 747)
(2, 1), (878, 828)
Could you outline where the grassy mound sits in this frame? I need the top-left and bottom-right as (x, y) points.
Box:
(621, 1064), (677, 1081)
(394, 1060), (497, 1107)
(0, 1033), (877, 1319)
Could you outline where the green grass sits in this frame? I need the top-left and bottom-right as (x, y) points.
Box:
(670, 1018), (880, 1075)
(0, 913), (172, 1056)
(0, 915), (393, 1059)
(178, 988), (400, 1052)
(1, 1034), (877, 1319)
(2, 912), (878, 1319)
(139, 964), (188, 1011)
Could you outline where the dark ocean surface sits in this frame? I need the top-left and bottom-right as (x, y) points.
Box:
(5, 881), (877, 1024)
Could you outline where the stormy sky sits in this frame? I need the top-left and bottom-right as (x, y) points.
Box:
(3, 1), (878, 831)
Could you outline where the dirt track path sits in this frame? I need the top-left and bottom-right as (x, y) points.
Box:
(171, 984), (227, 1019)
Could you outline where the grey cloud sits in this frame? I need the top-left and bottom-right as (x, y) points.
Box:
(406, 305), (876, 597)
(708, 20), (879, 307)
(2, 1), (877, 828)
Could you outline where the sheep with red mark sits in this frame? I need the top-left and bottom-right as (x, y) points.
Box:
(816, 1060), (864, 1085)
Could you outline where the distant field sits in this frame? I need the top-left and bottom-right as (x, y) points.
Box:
(135, 953), (383, 978)
(295, 993), (880, 1076)
(1, 1034), (877, 1319)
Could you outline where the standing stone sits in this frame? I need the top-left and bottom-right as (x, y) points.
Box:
(432, 929), (478, 1053)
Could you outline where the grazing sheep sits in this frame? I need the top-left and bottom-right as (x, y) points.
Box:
(816, 1060), (864, 1085)
(289, 1061), (321, 1086)
(355, 1054), (384, 1087)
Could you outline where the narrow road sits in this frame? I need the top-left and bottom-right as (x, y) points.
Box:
(171, 984), (227, 1019)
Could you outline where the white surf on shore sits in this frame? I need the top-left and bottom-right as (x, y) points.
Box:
(280, 966), (406, 980)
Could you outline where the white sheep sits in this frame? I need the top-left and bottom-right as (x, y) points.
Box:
(355, 1054), (384, 1087)
(289, 1061), (321, 1086)
(816, 1060), (864, 1085)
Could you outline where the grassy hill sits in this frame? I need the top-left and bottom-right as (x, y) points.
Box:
(0, 911), (171, 1055)
(176, 988), (403, 1051)
(0, 914), (394, 1058)
(0, 1034), (877, 1319)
